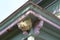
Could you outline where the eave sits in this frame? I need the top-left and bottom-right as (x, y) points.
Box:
(0, 1), (60, 40)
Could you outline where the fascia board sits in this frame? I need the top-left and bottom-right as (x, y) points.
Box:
(0, 1), (60, 30)
(0, 1), (60, 38)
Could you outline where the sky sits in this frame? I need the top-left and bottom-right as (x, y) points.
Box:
(0, 0), (28, 22)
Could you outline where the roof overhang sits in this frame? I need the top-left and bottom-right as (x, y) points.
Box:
(0, 1), (60, 40)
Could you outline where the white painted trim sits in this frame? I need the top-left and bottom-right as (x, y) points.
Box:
(0, 10), (60, 36)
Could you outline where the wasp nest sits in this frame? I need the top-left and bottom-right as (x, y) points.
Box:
(17, 18), (32, 31)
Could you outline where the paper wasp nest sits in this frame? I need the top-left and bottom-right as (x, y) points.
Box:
(17, 18), (32, 31)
